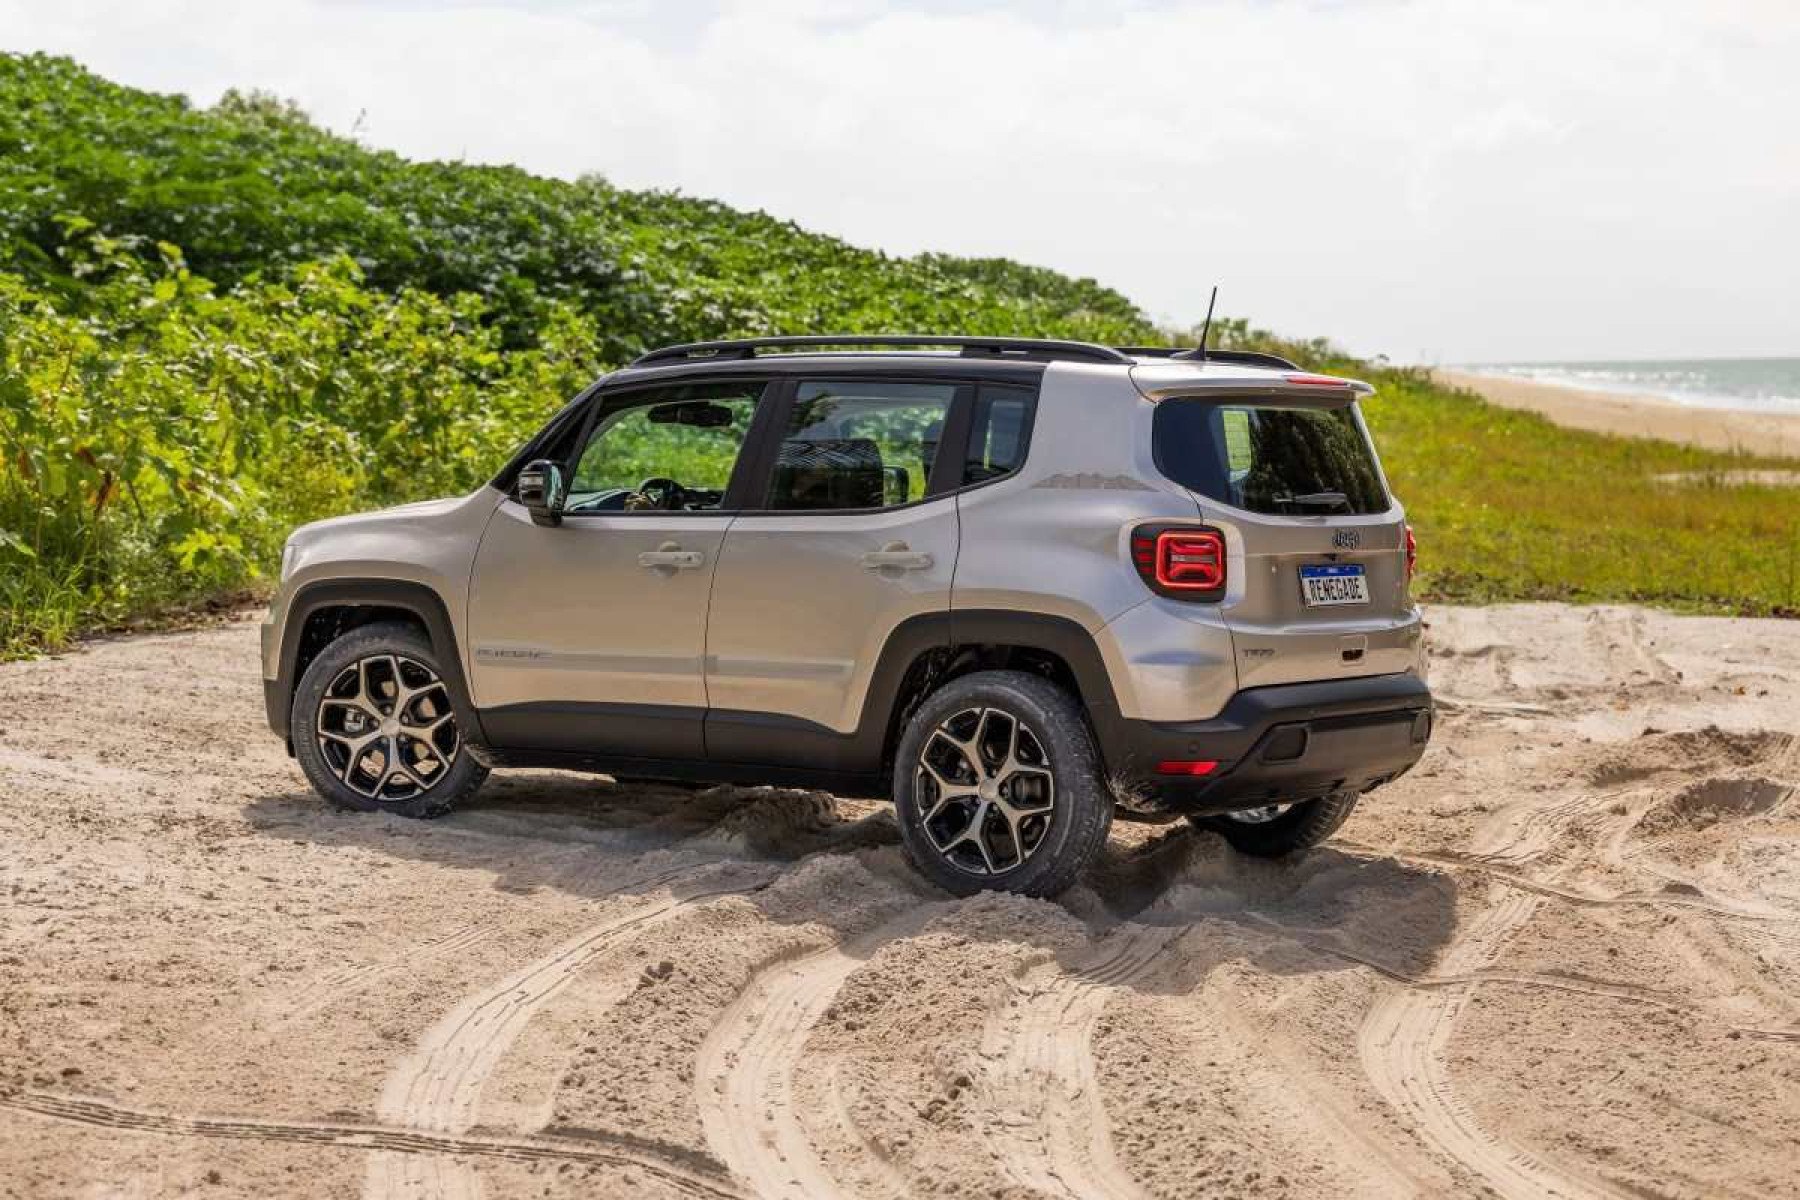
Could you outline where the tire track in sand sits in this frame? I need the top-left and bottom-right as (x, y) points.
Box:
(2, 1091), (740, 1198)
(973, 926), (1178, 1200)
(274, 845), (648, 1026)
(694, 904), (947, 1200)
(275, 920), (500, 1026)
(1357, 889), (1632, 1199)
(365, 865), (772, 1200)
(1357, 780), (1636, 1200)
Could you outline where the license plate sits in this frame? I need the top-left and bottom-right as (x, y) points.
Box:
(1300, 564), (1369, 607)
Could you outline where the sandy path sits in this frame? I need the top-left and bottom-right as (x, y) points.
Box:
(3, 603), (1799, 1198)
(1435, 369), (1800, 458)
(368, 864), (772, 1200)
(694, 903), (945, 1200)
(972, 926), (1174, 1200)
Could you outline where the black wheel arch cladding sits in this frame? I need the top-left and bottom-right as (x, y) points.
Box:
(270, 579), (486, 749)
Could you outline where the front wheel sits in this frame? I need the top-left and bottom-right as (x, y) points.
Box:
(893, 670), (1111, 898)
(292, 621), (489, 819)
(1194, 792), (1360, 858)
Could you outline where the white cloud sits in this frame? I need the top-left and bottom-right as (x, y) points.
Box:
(4, 0), (1796, 361)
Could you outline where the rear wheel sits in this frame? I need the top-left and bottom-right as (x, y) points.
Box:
(893, 670), (1110, 898)
(1195, 792), (1359, 858)
(292, 622), (489, 819)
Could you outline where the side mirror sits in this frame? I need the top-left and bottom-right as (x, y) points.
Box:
(516, 459), (567, 527)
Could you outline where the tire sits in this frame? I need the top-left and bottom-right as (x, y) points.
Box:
(893, 670), (1111, 898)
(1195, 792), (1360, 858)
(291, 621), (489, 819)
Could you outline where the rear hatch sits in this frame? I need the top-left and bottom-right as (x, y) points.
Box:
(1149, 389), (1421, 688)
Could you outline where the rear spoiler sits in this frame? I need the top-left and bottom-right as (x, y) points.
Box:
(1119, 347), (1302, 371)
(1130, 363), (1374, 404)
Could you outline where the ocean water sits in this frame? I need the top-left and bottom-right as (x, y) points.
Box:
(1457, 357), (1800, 415)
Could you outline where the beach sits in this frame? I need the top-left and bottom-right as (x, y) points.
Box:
(4, 606), (1799, 1198)
(1436, 369), (1800, 459)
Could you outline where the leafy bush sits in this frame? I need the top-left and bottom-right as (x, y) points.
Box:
(0, 231), (602, 654)
(0, 54), (1150, 354)
(2, 53), (1795, 657)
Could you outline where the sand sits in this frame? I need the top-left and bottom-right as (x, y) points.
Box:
(1435, 369), (1800, 459)
(2, 606), (1798, 1198)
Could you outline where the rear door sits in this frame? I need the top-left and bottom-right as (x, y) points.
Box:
(1151, 395), (1421, 688)
(702, 376), (963, 764)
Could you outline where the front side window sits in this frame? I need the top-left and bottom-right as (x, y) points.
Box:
(565, 382), (761, 513)
(766, 380), (957, 511)
(1153, 399), (1389, 515)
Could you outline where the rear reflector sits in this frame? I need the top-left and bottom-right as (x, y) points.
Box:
(1404, 523), (1417, 579)
(1131, 527), (1226, 597)
(1156, 759), (1220, 777)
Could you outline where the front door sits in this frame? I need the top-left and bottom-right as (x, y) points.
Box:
(467, 380), (767, 758)
(704, 377), (963, 766)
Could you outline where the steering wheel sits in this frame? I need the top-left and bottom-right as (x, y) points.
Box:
(634, 477), (686, 511)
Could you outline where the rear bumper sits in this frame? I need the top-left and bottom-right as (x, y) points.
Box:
(1109, 673), (1432, 815)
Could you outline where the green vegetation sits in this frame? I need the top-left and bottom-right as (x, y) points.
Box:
(1365, 362), (1798, 614)
(1, 53), (1794, 656)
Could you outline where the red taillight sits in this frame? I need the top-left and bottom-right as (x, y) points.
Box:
(1156, 759), (1219, 777)
(1131, 527), (1226, 597)
(1404, 523), (1417, 579)
(1284, 373), (1350, 388)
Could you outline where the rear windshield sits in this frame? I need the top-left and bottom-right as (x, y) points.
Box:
(1152, 399), (1389, 515)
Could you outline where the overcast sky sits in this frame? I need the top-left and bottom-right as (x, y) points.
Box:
(5, 0), (1796, 362)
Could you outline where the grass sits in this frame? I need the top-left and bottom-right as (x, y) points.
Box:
(1364, 367), (1800, 616)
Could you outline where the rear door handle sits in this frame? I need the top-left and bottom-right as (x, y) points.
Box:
(861, 543), (933, 571)
(639, 543), (705, 570)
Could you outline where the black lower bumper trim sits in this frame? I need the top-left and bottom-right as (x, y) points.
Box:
(1109, 673), (1432, 815)
(264, 678), (290, 743)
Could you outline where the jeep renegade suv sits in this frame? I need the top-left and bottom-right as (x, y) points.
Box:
(262, 335), (1431, 897)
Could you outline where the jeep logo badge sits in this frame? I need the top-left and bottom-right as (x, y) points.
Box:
(1332, 529), (1361, 549)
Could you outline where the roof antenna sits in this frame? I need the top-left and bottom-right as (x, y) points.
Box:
(1196, 285), (1218, 361)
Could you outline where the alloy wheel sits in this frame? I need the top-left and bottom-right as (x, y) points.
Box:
(1223, 803), (1293, 824)
(315, 654), (461, 802)
(915, 706), (1055, 876)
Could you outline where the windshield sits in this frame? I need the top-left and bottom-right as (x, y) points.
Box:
(1152, 399), (1389, 515)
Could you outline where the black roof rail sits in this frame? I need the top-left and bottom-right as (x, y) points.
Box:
(1116, 346), (1302, 371)
(629, 334), (1134, 367)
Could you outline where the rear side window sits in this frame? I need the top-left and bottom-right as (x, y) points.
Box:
(965, 384), (1034, 485)
(767, 380), (957, 511)
(1153, 399), (1389, 515)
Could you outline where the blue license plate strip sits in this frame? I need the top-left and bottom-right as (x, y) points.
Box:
(1299, 563), (1368, 606)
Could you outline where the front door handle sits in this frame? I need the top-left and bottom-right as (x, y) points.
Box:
(861, 542), (934, 571)
(639, 542), (705, 570)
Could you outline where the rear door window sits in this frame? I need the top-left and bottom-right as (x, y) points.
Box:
(1153, 399), (1389, 515)
(766, 380), (957, 511)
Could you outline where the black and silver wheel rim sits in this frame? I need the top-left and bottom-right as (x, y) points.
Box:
(1223, 803), (1292, 824)
(315, 654), (460, 802)
(915, 707), (1055, 876)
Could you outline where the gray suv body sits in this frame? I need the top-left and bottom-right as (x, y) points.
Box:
(262, 336), (1432, 896)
